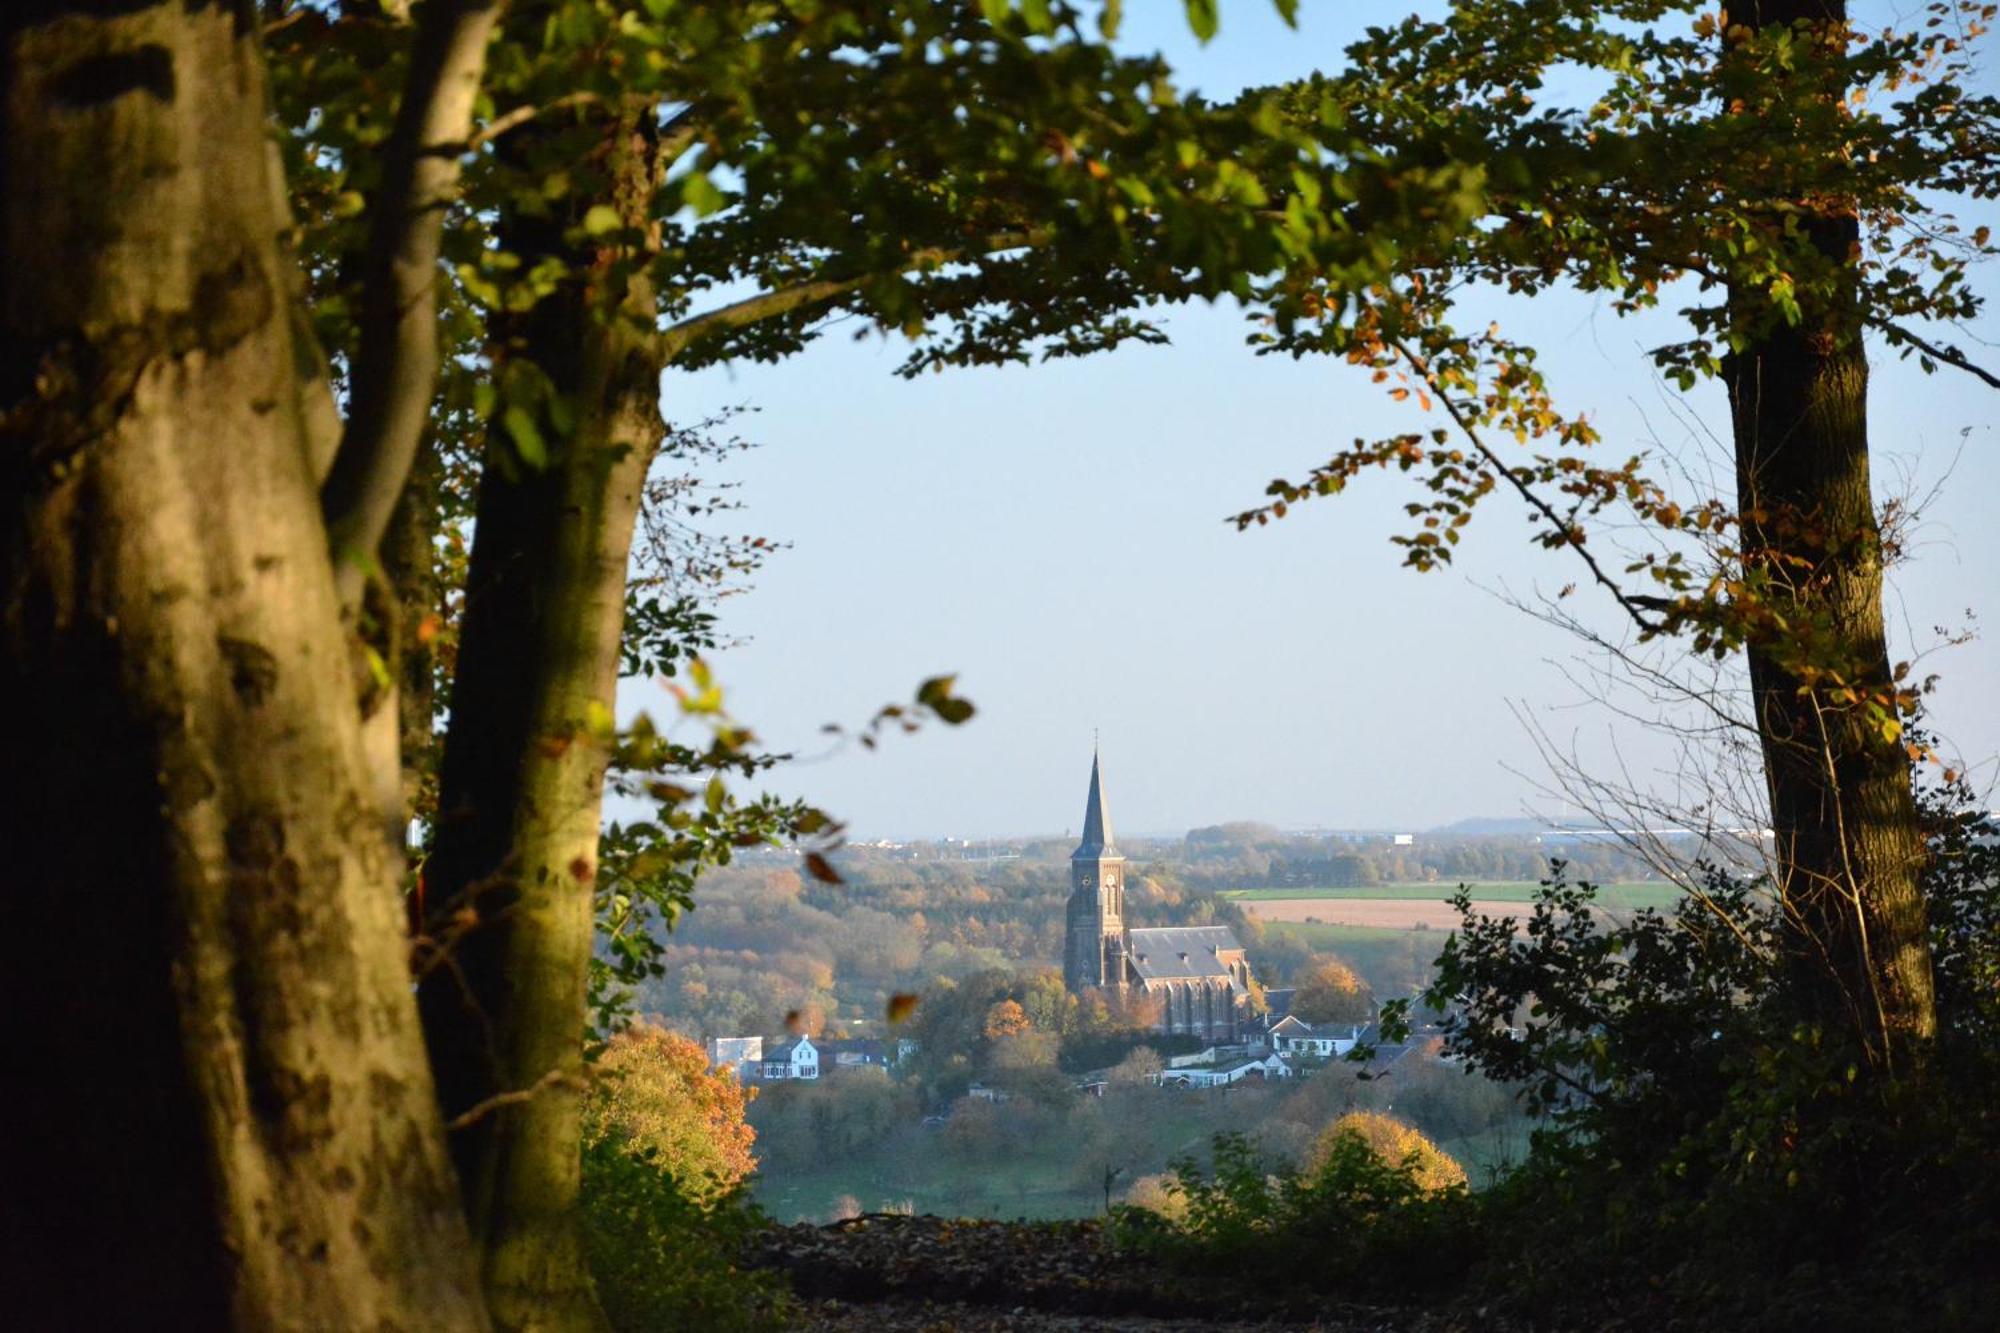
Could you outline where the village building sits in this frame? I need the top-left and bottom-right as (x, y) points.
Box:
(1159, 1051), (1294, 1089)
(760, 1035), (819, 1081)
(1266, 1014), (1363, 1059)
(1062, 750), (1257, 1041)
(817, 1037), (889, 1073)
(708, 1036), (763, 1080)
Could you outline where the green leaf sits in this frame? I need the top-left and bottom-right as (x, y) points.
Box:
(582, 204), (621, 236)
(1271, 0), (1298, 24)
(503, 405), (548, 468)
(1185, 0), (1218, 42)
(1098, 0), (1122, 40)
(680, 171), (727, 217)
(917, 674), (976, 725)
(979, 0), (1010, 26)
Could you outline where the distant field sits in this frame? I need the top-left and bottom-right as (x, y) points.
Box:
(1256, 922), (1453, 996)
(1224, 882), (1684, 911)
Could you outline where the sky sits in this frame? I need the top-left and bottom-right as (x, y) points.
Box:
(632, 3), (2000, 841)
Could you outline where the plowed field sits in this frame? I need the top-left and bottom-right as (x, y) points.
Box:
(1241, 897), (1553, 930)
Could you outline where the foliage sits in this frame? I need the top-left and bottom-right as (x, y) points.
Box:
(583, 1025), (758, 1203)
(1237, 0), (1998, 660)
(1307, 1112), (1466, 1193)
(1288, 957), (1374, 1027)
(580, 1136), (789, 1333)
(1118, 1130), (1478, 1298)
(1383, 831), (2000, 1324)
(579, 1024), (785, 1329)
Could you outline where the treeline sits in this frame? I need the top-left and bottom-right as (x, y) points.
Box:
(1179, 824), (1662, 890)
(632, 853), (1286, 1040)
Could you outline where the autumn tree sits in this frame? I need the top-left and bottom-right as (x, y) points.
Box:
(984, 998), (1033, 1041)
(1308, 1112), (1466, 1195)
(375, 6), (1389, 1319)
(1238, 0), (2000, 1071)
(583, 1025), (756, 1202)
(1291, 958), (1375, 1027)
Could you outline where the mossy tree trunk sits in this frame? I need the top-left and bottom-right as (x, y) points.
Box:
(419, 108), (665, 1333)
(0, 6), (485, 1326)
(1723, 0), (1936, 1069)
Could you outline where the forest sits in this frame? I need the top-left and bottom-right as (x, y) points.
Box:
(3, 1), (1997, 1330)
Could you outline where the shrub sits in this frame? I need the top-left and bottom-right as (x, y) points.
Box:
(580, 1137), (790, 1332)
(1116, 1130), (1478, 1299)
(580, 1023), (789, 1329)
(1307, 1112), (1466, 1193)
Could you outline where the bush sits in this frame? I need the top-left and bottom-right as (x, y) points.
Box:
(1115, 1130), (1478, 1299)
(581, 1136), (791, 1332)
(1401, 825), (2000, 1328)
(1307, 1112), (1466, 1193)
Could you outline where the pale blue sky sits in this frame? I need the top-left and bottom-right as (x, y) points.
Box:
(637, 3), (2000, 840)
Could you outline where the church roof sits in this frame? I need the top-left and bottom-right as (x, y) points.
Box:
(1071, 749), (1120, 860)
(1128, 926), (1245, 980)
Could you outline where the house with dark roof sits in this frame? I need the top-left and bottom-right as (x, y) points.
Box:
(759, 1035), (819, 1081)
(1062, 750), (1259, 1041)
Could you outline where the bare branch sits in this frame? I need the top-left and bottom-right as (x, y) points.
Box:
(444, 1068), (576, 1132)
(322, 0), (507, 611)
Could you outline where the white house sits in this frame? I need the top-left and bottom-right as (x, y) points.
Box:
(760, 1035), (819, 1080)
(1266, 1015), (1361, 1059)
(1160, 1051), (1293, 1088)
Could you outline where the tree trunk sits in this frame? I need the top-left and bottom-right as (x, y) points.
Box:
(419, 109), (663, 1332)
(0, 8), (486, 1327)
(1723, 0), (1936, 1069)
(385, 429), (448, 833)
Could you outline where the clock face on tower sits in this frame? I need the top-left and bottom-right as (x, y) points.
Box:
(1079, 874), (1094, 889)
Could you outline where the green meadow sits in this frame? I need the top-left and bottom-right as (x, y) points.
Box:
(1223, 882), (1687, 911)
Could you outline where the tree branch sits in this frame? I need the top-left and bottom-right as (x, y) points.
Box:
(321, 0), (507, 611)
(656, 228), (1050, 364)
(443, 1068), (576, 1132)
(1385, 334), (1668, 640)
(471, 96), (701, 157)
(467, 91), (600, 149)
(1870, 318), (2000, 390)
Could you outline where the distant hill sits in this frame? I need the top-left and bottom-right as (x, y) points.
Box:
(1427, 815), (1547, 836)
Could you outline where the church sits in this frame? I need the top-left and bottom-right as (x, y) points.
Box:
(1062, 751), (1255, 1042)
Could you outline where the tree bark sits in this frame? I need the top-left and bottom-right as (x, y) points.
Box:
(1723, 0), (1937, 1068)
(0, 7), (486, 1327)
(419, 108), (664, 1333)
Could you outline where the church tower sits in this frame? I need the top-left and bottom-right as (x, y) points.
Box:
(1063, 749), (1129, 995)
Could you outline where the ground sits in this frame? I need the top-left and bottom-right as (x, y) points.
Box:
(751, 1214), (1532, 1332)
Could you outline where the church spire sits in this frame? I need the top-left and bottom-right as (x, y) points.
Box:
(1073, 747), (1119, 860)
